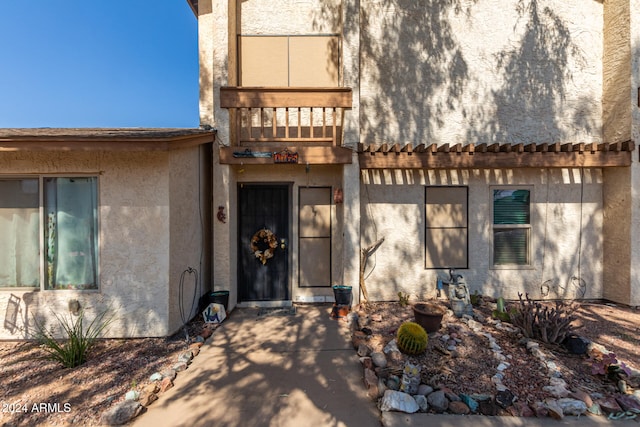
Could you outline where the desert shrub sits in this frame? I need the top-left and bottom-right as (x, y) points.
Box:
(509, 293), (577, 345)
(32, 308), (113, 368)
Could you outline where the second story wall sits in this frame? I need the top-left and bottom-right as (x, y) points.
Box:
(200, 0), (604, 147)
(360, 0), (603, 146)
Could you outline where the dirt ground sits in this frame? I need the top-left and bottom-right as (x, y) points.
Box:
(358, 298), (640, 409)
(0, 300), (638, 426)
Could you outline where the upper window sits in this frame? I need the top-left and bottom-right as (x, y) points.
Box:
(425, 186), (468, 269)
(492, 188), (531, 266)
(0, 177), (99, 290)
(238, 35), (340, 87)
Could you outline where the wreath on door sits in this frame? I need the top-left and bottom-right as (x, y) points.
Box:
(250, 228), (278, 265)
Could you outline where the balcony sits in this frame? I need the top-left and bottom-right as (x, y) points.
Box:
(219, 87), (353, 164)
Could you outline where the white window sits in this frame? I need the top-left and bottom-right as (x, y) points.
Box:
(0, 177), (99, 290)
(492, 188), (531, 266)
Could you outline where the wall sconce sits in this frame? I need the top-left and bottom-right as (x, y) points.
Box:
(333, 188), (343, 204)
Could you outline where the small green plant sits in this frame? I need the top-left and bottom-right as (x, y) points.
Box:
(492, 296), (511, 322)
(397, 291), (410, 307)
(396, 321), (428, 355)
(32, 308), (113, 368)
(470, 290), (482, 306)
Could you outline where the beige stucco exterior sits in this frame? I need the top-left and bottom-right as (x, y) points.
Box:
(0, 146), (211, 339)
(602, 0), (640, 306)
(361, 167), (604, 301)
(197, 0), (640, 308)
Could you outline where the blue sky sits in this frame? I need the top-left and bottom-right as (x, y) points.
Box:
(0, 2), (199, 128)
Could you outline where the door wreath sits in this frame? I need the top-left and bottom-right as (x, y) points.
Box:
(250, 228), (278, 265)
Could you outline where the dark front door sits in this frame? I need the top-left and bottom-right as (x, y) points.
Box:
(238, 184), (290, 302)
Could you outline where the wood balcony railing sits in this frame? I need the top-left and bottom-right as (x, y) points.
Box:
(220, 87), (352, 147)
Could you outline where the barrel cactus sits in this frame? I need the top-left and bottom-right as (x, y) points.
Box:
(396, 321), (428, 355)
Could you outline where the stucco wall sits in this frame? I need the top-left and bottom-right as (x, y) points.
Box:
(168, 146), (212, 334)
(360, 0), (603, 146)
(360, 168), (604, 302)
(0, 151), (172, 339)
(239, 0), (342, 34)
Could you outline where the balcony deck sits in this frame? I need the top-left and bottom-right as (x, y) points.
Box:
(219, 87), (353, 165)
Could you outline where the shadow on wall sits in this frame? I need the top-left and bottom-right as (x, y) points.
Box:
(313, 0), (595, 146)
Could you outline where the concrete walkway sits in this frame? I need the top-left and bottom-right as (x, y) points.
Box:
(133, 305), (639, 427)
(132, 304), (380, 427)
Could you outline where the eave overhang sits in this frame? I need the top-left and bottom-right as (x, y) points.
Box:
(0, 128), (216, 152)
(358, 141), (635, 169)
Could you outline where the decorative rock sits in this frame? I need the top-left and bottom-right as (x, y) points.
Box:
(417, 384), (434, 396)
(383, 339), (399, 354)
(442, 389), (460, 402)
(427, 390), (449, 413)
(360, 356), (373, 370)
(371, 313), (383, 322)
(570, 390), (593, 408)
(542, 379), (569, 398)
(100, 401), (143, 426)
(563, 334), (588, 354)
(587, 403), (602, 416)
(387, 351), (404, 365)
(371, 352), (387, 368)
(149, 372), (163, 382)
(479, 400), (498, 416)
(379, 390), (419, 413)
(597, 396), (623, 414)
(448, 401), (470, 415)
(364, 368), (379, 400)
(467, 319), (482, 331)
(139, 392), (158, 407)
(618, 380), (627, 393)
(556, 398), (587, 416)
(378, 377), (388, 398)
(178, 351), (194, 364)
(496, 389), (516, 408)
(512, 401), (534, 417)
(161, 369), (177, 381)
(544, 399), (564, 420)
(459, 394), (479, 412)
(159, 377), (174, 393)
(200, 328), (212, 339)
(173, 362), (188, 372)
(144, 383), (159, 394)
(125, 390), (140, 401)
(189, 345), (201, 357)
(346, 312), (359, 330)
(413, 394), (429, 412)
(386, 375), (400, 391)
(615, 394), (640, 412)
(496, 362), (509, 371)
(532, 401), (548, 418)
(469, 394), (491, 402)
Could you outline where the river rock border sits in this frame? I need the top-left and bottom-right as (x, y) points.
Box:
(100, 324), (217, 426)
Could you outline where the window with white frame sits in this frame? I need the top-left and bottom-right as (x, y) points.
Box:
(492, 188), (531, 266)
(0, 177), (99, 290)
